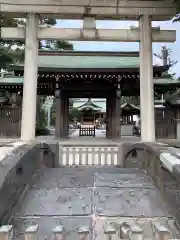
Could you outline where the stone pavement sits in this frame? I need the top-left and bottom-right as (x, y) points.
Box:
(11, 167), (179, 239)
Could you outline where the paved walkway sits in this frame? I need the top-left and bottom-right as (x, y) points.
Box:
(12, 167), (177, 239)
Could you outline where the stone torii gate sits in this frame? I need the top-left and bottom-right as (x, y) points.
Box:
(0, 0), (176, 142)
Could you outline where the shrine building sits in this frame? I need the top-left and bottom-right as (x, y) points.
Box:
(0, 50), (180, 139)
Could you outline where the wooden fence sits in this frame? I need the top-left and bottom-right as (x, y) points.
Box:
(79, 126), (96, 137)
(121, 115), (134, 125)
(0, 106), (21, 137)
(0, 105), (178, 139)
(155, 108), (176, 139)
(121, 115), (135, 136)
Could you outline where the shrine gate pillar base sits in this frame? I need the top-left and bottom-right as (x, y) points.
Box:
(139, 14), (155, 142)
(21, 13), (39, 141)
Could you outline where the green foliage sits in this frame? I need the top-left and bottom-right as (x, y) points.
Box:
(69, 107), (82, 121)
(35, 101), (49, 136)
(44, 40), (73, 50)
(38, 108), (47, 127)
(0, 16), (74, 70)
(50, 99), (56, 126)
(36, 125), (49, 136)
(0, 48), (12, 69)
(172, 0), (180, 21)
(0, 47), (24, 70)
(50, 100), (81, 126)
(0, 17), (25, 47)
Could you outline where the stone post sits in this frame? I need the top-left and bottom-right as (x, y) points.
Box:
(106, 97), (110, 138)
(21, 13), (39, 141)
(55, 91), (69, 138)
(139, 14), (155, 142)
(55, 90), (61, 138)
(111, 98), (121, 139)
(63, 96), (69, 138)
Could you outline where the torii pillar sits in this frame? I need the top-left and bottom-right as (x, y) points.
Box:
(139, 15), (155, 142)
(21, 13), (39, 141)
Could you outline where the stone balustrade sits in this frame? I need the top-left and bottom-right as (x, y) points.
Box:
(0, 222), (178, 240)
(160, 151), (180, 180)
(124, 142), (180, 228)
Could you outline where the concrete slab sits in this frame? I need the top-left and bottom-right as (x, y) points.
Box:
(12, 167), (173, 239)
(15, 188), (92, 216)
(94, 187), (172, 217)
(95, 171), (155, 188)
(31, 168), (94, 189)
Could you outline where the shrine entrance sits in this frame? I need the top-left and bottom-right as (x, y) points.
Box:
(0, 0), (177, 143)
(81, 110), (94, 124)
(55, 73), (120, 139)
(0, 50), (179, 140)
(77, 98), (103, 125)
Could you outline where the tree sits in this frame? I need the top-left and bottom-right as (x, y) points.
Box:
(44, 40), (73, 50)
(173, 0), (180, 21)
(154, 46), (178, 69)
(0, 17), (25, 47)
(0, 17), (25, 70)
(0, 16), (73, 70)
(36, 99), (49, 136)
(69, 107), (82, 122)
(0, 47), (24, 70)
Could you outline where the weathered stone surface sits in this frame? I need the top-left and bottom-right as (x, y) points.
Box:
(14, 168), (172, 219)
(172, 164), (180, 183)
(94, 187), (172, 217)
(95, 170), (155, 188)
(1, 140), (180, 239)
(15, 188), (92, 216)
(31, 168), (94, 189)
(5, 165), (179, 239)
(13, 217), (92, 240)
(0, 143), (41, 223)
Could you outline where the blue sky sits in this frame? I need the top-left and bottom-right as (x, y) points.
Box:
(57, 19), (180, 77)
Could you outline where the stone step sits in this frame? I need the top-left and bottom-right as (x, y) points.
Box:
(0, 219), (179, 240)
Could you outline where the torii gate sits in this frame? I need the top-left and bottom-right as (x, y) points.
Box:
(0, 0), (177, 142)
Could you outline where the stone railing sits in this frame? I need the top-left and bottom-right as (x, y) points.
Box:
(0, 142), (55, 224)
(124, 142), (180, 227)
(0, 222), (179, 240)
(57, 144), (123, 166)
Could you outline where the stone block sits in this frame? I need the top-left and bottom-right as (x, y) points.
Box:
(0, 225), (13, 240)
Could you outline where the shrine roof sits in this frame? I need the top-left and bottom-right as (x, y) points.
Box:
(74, 98), (105, 111)
(10, 50), (168, 71)
(0, 75), (179, 85)
(12, 57), (139, 70)
(121, 103), (140, 111)
(73, 99), (141, 113)
(0, 76), (23, 84)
